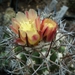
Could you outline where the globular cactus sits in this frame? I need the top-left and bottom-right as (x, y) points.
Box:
(4, 8), (16, 25)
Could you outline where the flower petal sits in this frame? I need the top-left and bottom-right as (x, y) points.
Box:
(26, 31), (40, 45)
(41, 25), (48, 36)
(25, 11), (29, 19)
(35, 17), (41, 31)
(16, 12), (28, 24)
(46, 29), (53, 41)
(12, 18), (20, 27)
(14, 38), (25, 45)
(10, 18), (20, 33)
(19, 30), (26, 43)
(28, 9), (37, 21)
(10, 25), (18, 34)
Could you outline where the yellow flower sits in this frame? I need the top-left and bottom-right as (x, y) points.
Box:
(10, 9), (58, 45)
(10, 9), (40, 45)
(41, 18), (57, 42)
